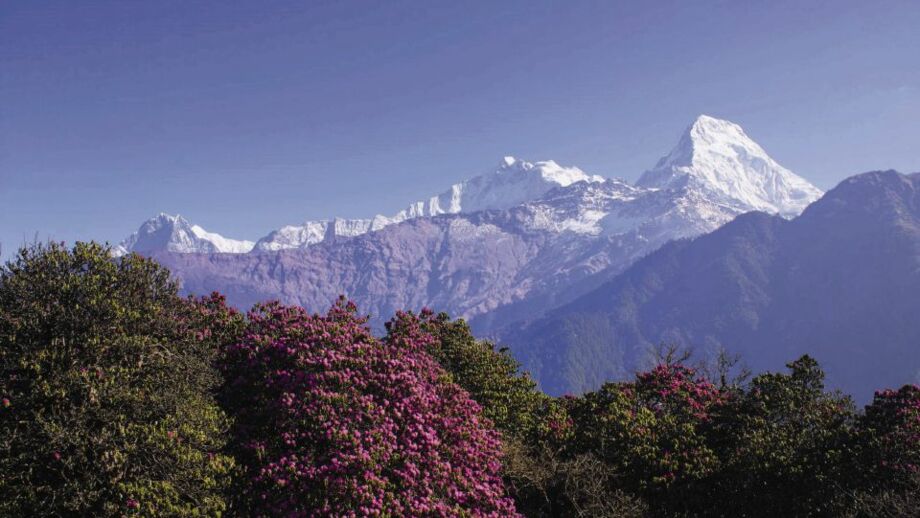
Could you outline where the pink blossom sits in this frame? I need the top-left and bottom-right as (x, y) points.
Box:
(221, 298), (519, 516)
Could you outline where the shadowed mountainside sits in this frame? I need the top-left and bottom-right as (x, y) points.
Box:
(501, 170), (920, 401)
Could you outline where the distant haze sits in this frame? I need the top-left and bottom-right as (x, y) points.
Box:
(2, 1), (919, 252)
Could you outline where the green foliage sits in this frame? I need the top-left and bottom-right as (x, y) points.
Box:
(547, 355), (890, 517)
(423, 314), (560, 513)
(708, 355), (856, 516)
(423, 314), (549, 439)
(843, 383), (920, 513)
(0, 242), (236, 516)
(420, 316), (909, 517)
(423, 314), (649, 517)
(568, 363), (727, 515)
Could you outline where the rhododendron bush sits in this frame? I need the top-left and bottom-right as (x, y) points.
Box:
(856, 384), (920, 485)
(568, 362), (726, 504)
(0, 243), (236, 516)
(220, 300), (518, 516)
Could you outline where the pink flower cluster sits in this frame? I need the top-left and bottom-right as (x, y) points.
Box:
(636, 364), (724, 421)
(629, 363), (726, 485)
(221, 299), (518, 517)
(865, 384), (920, 476)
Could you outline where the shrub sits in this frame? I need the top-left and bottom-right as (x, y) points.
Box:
(220, 300), (518, 516)
(419, 313), (548, 440)
(417, 314), (601, 517)
(858, 384), (920, 481)
(708, 355), (856, 516)
(0, 242), (235, 516)
(570, 363), (725, 501)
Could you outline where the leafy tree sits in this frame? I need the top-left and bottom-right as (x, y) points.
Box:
(417, 313), (648, 517)
(220, 300), (518, 516)
(419, 313), (555, 440)
(708, 355), (856, 516)
(842, 384), (920, 514)
(568, 362), (726, 515)
(0, 242), (236, 516)
(856, 384), (920, 482)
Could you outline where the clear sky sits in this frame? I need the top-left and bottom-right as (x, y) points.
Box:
(2, 0), (919, 251)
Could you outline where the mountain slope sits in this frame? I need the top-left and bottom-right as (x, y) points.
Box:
(154, 178), (719, 333)
(502, 170), (920, 400)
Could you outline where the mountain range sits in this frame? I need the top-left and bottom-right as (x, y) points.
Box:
(116, 116), (820, 258)
(114, 156), (606, 255)
(105, 115), (920, 400)
(124, 116), (822, 336)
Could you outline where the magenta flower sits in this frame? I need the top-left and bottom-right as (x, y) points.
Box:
(221, 298), (519, 516)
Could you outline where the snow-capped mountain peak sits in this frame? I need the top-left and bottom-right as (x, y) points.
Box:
(442, 157), (605, 215)
(499, 156), (604, 188)
(251, 157), (606, 251)
(113, 213), (254, 256)
(637, 114), (823, 216)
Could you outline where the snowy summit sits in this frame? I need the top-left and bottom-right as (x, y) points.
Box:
(637, 115), (823, 217)
(112, 213), (254, 256)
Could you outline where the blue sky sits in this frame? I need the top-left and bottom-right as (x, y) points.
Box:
(2, 0), (919, 250)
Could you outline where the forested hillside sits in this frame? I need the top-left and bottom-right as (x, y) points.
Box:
(1, 243), (917, 516)
(504, 170), (920, 400)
